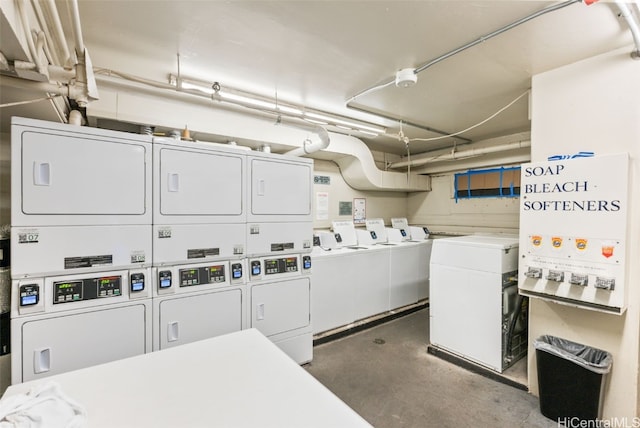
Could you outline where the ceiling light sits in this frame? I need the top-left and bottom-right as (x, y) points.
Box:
(181, 80), (215, 94)
(395, 68), (417, 88)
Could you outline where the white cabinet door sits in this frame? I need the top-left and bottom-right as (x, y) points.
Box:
(158, 148), (244, 218)
(158, 289), (242, 349)
(20, 132), (148, 216)
(249, 158), (312, 217)
(251, 278), (310, 337)
(20, 304), (148, 382)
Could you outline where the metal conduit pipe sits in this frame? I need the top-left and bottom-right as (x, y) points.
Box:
(389, 140), (531, 169)
(68, 0), (85, 55)
(347, 0), (581, 103)
(0, 74), (85, 99)
(16, 0), (40, 70)
(614, 0), (640, 59)
(41, 0), (72, 67)
(413, 0), (581, 75)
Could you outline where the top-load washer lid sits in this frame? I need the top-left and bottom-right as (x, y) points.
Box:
(331, 221), (359, 248)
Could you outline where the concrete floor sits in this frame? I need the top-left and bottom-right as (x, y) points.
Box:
(305, 308), (557, 428)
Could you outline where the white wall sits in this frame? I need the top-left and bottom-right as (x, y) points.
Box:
(529, 46), (640, 419)
(407, 173), (520, 235)
(312, 159), (409, 230)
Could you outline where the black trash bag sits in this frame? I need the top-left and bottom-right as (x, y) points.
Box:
(534, 335), (612, 375)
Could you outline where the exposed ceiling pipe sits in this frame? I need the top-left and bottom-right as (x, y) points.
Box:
(0, 74), (86, 99)
(284, 124), (330, 157)
(40, 0), (72, 68)
(614, 0), (640, 58)
(66, 0), (98, 105)
(15, 0), (46, 77)
(30, 0), (60, 65)
(389, 140), (531, 169)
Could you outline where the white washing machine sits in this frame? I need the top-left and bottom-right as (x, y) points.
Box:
(430, 235), (522, 373)
(152, 260), (246, 350)
(151, 138), (249, 350)
(11, 268), (152, 383)
(10, 118), (153, 383)
(247, 254), (312, 364)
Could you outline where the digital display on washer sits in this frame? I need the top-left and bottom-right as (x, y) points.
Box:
(180, 269), (200, 287)
(159, 270), (172, 289)
(208, 265), (225, 283)
(179, 265), (226, 287)
(98, 277), (121, 298)
(54, 280), (83, 304)
(53, 276), (122, 304)
(264, 257), (298, 275)
(19, 284), (39, 306)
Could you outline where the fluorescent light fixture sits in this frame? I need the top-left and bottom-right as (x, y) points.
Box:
(181, 80), (215, 94)
(276, 105), (303, 115)
(304, 112), (385, 134)
(357, 130), (379, 137)
(304, 118), (329, 125)
(218, 91), (276, 110)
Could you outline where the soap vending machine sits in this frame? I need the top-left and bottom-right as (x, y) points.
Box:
(10, 118), (153, 383)
(151, 138), (248, 350)
(246, 151), (313, 364)
(518, 153), (629, 314)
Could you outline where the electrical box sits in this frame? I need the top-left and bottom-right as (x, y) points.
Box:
(518, 153), (629, 314)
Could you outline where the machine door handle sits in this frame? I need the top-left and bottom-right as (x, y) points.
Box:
(33, 162), (51, 186)
(167, 173), (180, 192)
(257, 303), (265, 320)
(167, 321), (179, 342)
(257, 179), (265, 196)
(34, 347), (51, 374)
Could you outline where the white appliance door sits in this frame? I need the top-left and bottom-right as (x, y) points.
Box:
(158, 289), (242, 349)
(20, 132), (147, 216)
(249, 158), (312, 218)
(430, 265), (503, 372)
(20, 304), (148, 382)
(158, 148), (244, 218)
(312, 254), (357, 334)
(251, 278), (310, 337)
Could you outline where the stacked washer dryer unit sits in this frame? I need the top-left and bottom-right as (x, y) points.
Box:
(245, 151), (313, 364)
(151, 138), (248, 351)
(10, 117), (153, 383)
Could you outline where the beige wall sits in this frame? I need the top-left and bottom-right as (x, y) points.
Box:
(312, 159), (409, 230)
(407, 173), (520, 235)
(528, 47), (640, 419)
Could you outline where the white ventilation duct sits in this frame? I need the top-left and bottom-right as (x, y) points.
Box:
(284, 124), (330, 157)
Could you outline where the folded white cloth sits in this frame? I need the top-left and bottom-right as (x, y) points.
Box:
(0, 382), (86, 428)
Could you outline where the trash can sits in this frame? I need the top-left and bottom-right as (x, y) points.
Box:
(534, 335), (612, 422)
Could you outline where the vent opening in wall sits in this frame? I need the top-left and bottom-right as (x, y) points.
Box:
(454, 166), (521, 201)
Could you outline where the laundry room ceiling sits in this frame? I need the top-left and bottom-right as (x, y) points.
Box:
(8, 1), (637, 155)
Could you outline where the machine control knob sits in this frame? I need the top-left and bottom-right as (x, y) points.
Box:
(524, 267), (543, 279)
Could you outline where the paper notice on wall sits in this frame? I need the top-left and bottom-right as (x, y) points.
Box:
(316, 192), (329, 220)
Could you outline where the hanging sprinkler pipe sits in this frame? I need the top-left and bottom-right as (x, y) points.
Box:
(614, 0), (640, 59)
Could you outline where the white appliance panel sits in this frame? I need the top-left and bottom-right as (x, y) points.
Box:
(251, 277), (310, 338)
(331, 221), (359, 247)
(156, 289), (243, 350)
(429, 265), (503, 372)
(389, 243), (425, 308)
(248, 156), (312, 221)
(311, 252), (357, 334)
(15, 303), (149, 383)
(430, 235), (518, 273)
(12, 118), (151, 226)
(417, 240), (433, 300)
(10, 225), (152, 277)
(353, 247), (390, 320)
(152, 223), (246, 265)
(156, 146), (245, 220)
(246, 222), (312, 256)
